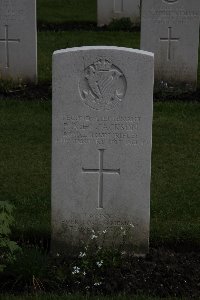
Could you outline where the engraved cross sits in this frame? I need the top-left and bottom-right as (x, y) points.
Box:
(0, 25), (20, 68)
(160, 27), (179, 60)
(82, 149), (120, 209)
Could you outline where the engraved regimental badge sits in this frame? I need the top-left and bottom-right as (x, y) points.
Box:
(79, 58), (127, 111)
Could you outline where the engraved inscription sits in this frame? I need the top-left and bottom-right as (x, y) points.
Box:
(148, 8), (200, 24)
(60, 115), (141, 146)
(160, 27), (179, 60)
(79, 58), (127, 111)
(62, 212), (138, 228)
(0, 25), (20, 68)
(0, 0), (24, 22)
(64, 219), (136, 228)
(114, 0), (124, 13)
(82, 149), (120, 209)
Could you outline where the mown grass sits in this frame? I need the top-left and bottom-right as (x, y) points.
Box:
(151, 102), (200, 246)
(37, 0), (97, 25)
(0, 100), (51, 239)
(0, 2), (200, 300)
(0, 100), (199, 246)
(0, 295), (186, 300)
(0, 0), (199, 252)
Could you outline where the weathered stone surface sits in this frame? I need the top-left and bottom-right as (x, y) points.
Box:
(0, 0), (37, 82)
(52, 46), (154, 255)
(140, 0), (200, 89)
(97, 0), (140, 26)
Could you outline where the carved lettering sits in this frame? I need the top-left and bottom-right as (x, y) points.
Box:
(59, 114), (141, 146)
(63, 217), (136, 227)
(0, 0), (25, 22)
(147, 8), (200, 24)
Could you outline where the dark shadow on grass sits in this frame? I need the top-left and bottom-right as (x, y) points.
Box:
(37, 21), (140, 32)
(10, 225), (200, 254)
(1, 244), (200, 297)
(0, 82), (52, 101)
(1, 82), (200, 102)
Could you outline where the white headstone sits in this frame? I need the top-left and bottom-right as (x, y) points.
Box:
(97, 0), (141, 26)
(140, 0), (200, 89)
(0, 0), (37, 82)
(52, 46), (154, 255)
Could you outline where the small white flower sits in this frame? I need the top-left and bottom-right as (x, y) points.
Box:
(83, 271), (86, 276)
(91, 234), (98, 239)
(94, 282), (102, 286)
(79, 252), (86, 258)
(102, 229), (107, 234)
(96, 260), (103, 267)
(72, 266), (80, 274)
(120, 226), (123, 230)
(98, 246), (102, 250)
(56, 253), (60, 257)
(85, 286), (90, 290)
(130, 223), (134, 228)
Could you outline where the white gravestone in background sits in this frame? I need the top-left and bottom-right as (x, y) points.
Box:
(52, 46), (154, 255)
(0, 0), (37, 82)
(97, 0), (140, 26)
(140, 0), (200, 90)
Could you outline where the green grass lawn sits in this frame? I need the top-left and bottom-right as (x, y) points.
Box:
(37, 0), (97, 25)
(0, 295), (185, 300)
(0, 2), (200, 299)
(151, 102), (200, 245)
(0, 100), (51, 239)
(0, 100), (199, 246)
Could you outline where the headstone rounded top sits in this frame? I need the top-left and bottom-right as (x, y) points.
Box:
(53, 46), (154, 58)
